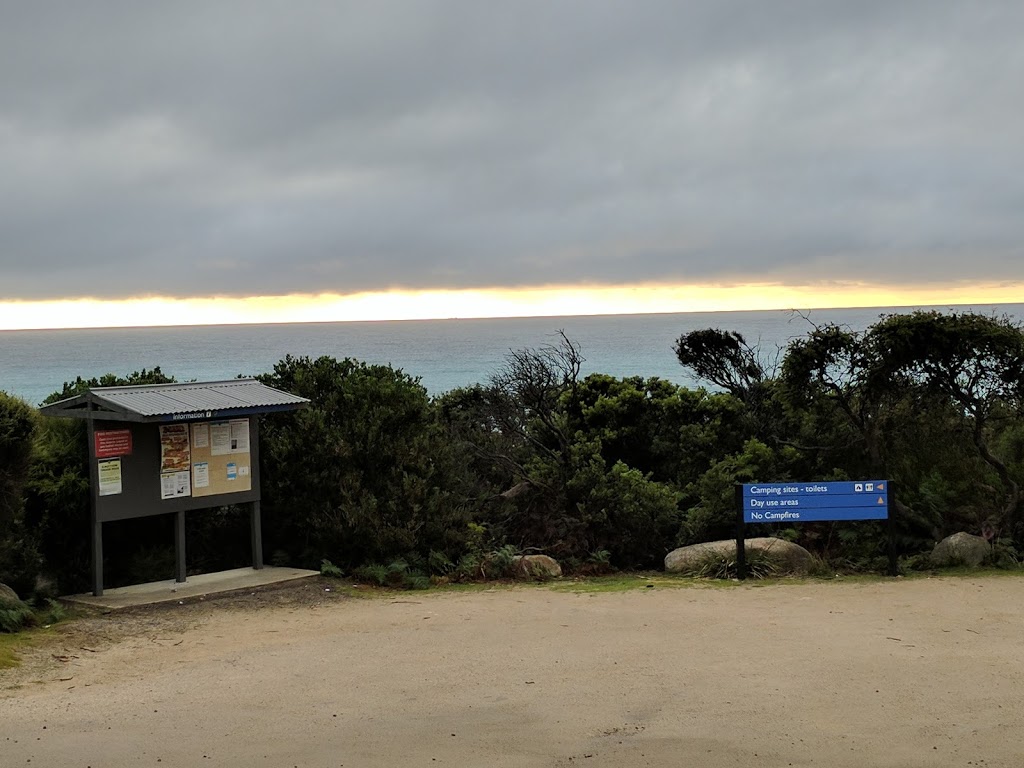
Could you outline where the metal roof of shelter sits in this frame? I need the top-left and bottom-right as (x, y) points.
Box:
(39, 379), (309, 422)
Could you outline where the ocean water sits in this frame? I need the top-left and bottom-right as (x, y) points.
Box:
(2, 304), (1021, 406)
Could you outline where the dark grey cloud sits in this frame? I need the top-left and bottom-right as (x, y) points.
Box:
(3, 1), (1023, 300)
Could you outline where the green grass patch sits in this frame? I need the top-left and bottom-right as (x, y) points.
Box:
(0, 634), (19, 669)
(330, 567), (1019, 598)
(0, 630), (38, 670)
(0, 598), (76, 671)
(549, 572), (712, 593)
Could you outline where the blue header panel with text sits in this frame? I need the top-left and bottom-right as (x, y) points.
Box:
(742, 480), (889, 523)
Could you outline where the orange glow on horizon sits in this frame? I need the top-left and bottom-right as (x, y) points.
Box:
(0, 281), (1022, 331)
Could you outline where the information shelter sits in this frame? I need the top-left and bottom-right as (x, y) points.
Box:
(40, 380), (309, 595)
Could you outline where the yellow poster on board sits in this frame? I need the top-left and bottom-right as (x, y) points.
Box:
(98, 458), (122, 496)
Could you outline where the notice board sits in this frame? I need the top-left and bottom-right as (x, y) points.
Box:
(189, 419), (253, 498)
(91, 416), (261, 522)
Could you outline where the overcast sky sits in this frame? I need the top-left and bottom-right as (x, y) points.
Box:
(2, 1), (1023, 302)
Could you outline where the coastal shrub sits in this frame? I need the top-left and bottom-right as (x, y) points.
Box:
(990, 538), (1020, 568)
(480, 544), (519, 578)
(0, 392), (42, 597)
(0, 596), (68, 635)
(681, 439), (794, 545)
(39, 598), (67, 625)
(0, 392), (37, 528)
(0, 595), (36, 633)
(22, 418), (91, 593)
(320, 559), (344, 578)
(566, 456), (681, 569)
(427, 549), (455, 575)
(353, 563), (389, 586)
(258, 355), (480, 570)
(450, 343), (687, 568)
(566, 374), (749, 490)
(577, 549), (614, 576)
(455, 552), (482, 580)
(435, 385), (521, 501)
(406, 574), (432, 590)
(445, 336), (585, 558)
(351, 560), (431, 590)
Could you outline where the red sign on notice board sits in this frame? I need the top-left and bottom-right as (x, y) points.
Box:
(94, 429), (133, 458)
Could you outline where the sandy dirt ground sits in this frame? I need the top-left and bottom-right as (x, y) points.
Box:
(2, 575), (1023, 768)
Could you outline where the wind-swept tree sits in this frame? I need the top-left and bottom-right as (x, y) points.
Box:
(863, 311), (1024, 531)
(674, 329), (768, 404)
(674, 328), (790, 446)
(440, 334), (681, 568)
(783, 310), (1024, 540)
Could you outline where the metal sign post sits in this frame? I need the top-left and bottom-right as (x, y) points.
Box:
(886, 482), (897, 577)
(734, 484), (747, 581)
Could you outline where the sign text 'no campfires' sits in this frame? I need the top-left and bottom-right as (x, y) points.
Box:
(742, 480), (889, 523)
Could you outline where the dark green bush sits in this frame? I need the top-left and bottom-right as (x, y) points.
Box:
(258, 355), (479, 571)
(0, 392), (41, 597)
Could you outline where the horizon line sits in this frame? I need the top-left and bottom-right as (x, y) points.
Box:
(1, 281), (1023, 332)
(1, 301), (1020, 334)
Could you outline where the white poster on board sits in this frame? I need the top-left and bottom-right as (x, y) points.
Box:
(193, 462), (210, 489)
(192, 423), (209, 449)
(210, 421), (232, 455)
(161, 470), (191, 499)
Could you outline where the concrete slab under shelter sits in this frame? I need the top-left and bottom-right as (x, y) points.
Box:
(62, 566), (319, 610)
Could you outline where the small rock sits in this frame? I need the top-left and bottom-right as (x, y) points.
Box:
(511, 555), (562, 579)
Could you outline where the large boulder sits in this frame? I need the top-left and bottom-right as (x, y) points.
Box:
(512, 555), (562, 579)
(0, 582), (20, 604)
(931, 532), (991, 567)
(665, 537), (813, 575)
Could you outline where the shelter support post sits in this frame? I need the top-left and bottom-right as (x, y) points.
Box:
(175, 511), (186, 583)
(92, 521), (104, 596)
(87, 403), (104, 596)
(251, 500), (264, 570)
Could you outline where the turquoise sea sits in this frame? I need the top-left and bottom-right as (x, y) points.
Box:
(2, 304), (1021, 406)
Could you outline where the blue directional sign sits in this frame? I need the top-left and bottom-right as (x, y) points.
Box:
(741, 480), (889, 523)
